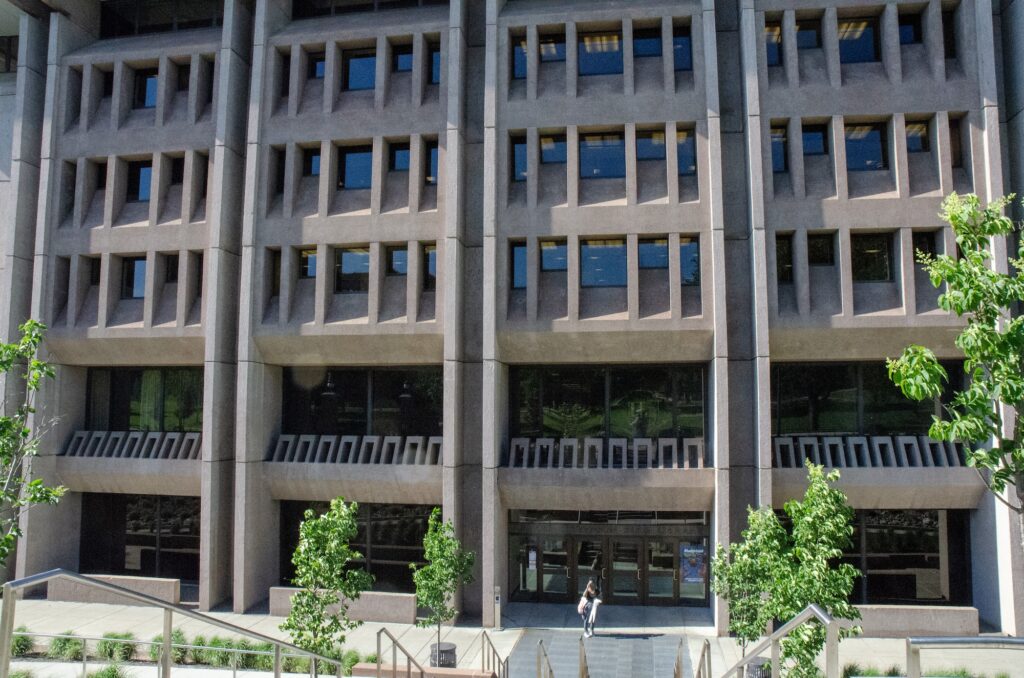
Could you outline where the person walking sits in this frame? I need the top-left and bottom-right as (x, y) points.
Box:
(577, 578), (601, 637)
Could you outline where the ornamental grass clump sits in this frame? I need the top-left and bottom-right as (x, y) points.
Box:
(47, 633), (84, 661)
(96, 633), (136, 662)
(10, 627), (33, 657)
(147, 629), (187, 664)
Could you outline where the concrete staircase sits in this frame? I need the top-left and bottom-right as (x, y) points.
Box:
(507, 629), (688, 678)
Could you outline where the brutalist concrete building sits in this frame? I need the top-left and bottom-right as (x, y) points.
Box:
(1, 0), (1023, 636)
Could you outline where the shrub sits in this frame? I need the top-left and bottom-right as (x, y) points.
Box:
(47, 632), (84, 661)
(97, 633), (136, 662)
(342, 649), (360, 676)
(148, 629), (187, 664)
(363, 652), (377, 664)
(884, 666), (901, 677)
(282, 653), (310, 673)
(11, 627), (33, 657)
(87, 665), (131, 678)
(249, 642), (275, 671)
(205, 637), (234, 668)
(11, 670), (34, 678)
(189, 635), (208, 665)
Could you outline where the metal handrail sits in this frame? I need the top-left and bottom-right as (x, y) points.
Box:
(0, 569), (345, 678)
(375, 627), (428, 678)
(481, 630), (508, 678)
(906, 636), (1024, 678)
(684, 638), (710, 678)
(577, 635), (588, 678)
(536, 639), (555, 678)
(721, 604), (853, 678)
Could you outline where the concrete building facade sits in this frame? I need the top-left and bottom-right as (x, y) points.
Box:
(1, 0), (1022, 636)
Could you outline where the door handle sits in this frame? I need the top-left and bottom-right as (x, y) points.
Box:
(636, 569), (641, 581)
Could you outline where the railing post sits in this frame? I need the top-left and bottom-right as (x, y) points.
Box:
(161, 609), (173, 678)
(906, 639), (920, 678)
(536, 641), (542, 678)
(0, 584), (17, 678)
(824, 621), (839, 678)
(579, 636), (585, 678)
(770, 637), (780, 678)
(274, 645), (282, 678)
(81, 639), (88, 678)
(376, 632), (382, 678)
(231, 647), (237, 678)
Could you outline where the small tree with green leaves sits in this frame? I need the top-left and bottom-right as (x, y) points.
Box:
(712, 463), (860, 677)
(887, 193), (1024, 547)
(280, 498), (373, 660)
(1, 320), (63, 567)
(410, 508), (475, 654)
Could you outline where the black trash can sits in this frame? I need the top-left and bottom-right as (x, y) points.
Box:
(745, 657), (770, 678)
(430, 642), (457, 668)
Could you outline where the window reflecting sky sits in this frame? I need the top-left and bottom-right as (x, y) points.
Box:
(581, 239), (626, 287)
(578, 32), (623, 76)
(677, 131), (697, 176)
(340, 147), (372, 189)
(344, 51), (376, 90)
(838, 19), (879, 63)
(680, 238), (700, 285)
(639, 239), (668, 269)
(845, 124), (887, 171)
(673, 29), (692, 71)
(511, 243), (527, 289)
(580, 133), (625, 178)
(541, 240), (567, 271)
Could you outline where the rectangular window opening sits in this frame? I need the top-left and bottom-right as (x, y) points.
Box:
(338, 145), (373, 190)
(581, 239), (627, 288)
(852, 232), (895, 282)
(578, 31), (623, 76)
(335, 247), (370, 293)
(638, 238), (669, 269)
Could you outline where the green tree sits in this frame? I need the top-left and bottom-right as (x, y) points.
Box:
(887, 193), (1024, 546)
(0, 320), (63, 566)
(410, 508), (475, 654)
(280, 498), (373, 660)
(712, 463), (860, 677)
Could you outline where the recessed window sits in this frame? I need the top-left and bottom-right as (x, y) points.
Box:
(102, 70), (115, 98)
(633, 27), (662, 58)
(170, 157), (185, 184)
(539, 33), (566, 62)
(393, 44), (413, 72)
(913, 231), (938, 258)
(680, 237), (700, 286)
(511, 36), (527, 79)
(194, 252), (204, 293)
(776, 234), (793, 283)
(906, 120), (930, 153)
(899, 12), (923, 45)
(949, 118), (963, 168)
(771, 126), (788, 173)
(796, 19), (822, 49)
(838, 18), (880, 64)
(579, 133), (625, 179)
(510, 242), (527, 289)
(802, 124), (829, 156)
(845, 123), (888, 171)
(423, 244), (437, 291)
(677, 129), (697, 176)
(279, 53), (292, 97)
(176, 63), (191, 91)
(511, 135), (528, 182)
(765, 22), (783, 67)
(338, 145), (373, 190)
(270, 249), (282, 296)
(386, 246), (407, 276)
(673, 26), (692, 71)
(335, 247), (370, 293)
(578, 31), (623, 76)
(540, 134), (567, 164)
(165, 254), (180, 283)
(852, 233), (894, 282)
(425, 140), (439, 185)
(807, 233), (835, 265)
(89, 257), (102, 286)
(389, 143), (410, 172)
(343, 49), (376, 91)
(302, 147), (321, 177)
(121, 257), (147, 299)
(581, 239), (627, 288)
(307, 51), (326, 79)
(133, 68), (159, 109)
(271, 147), (286, 195)
(942, 10), (957, 59)
(299, 249), (317, 278)
(95, 161), (108, 191)
(127, 161), (153, 202)
(429, 42), (442, 84)
(639, 238), (669, 269)
(540, 240), (567, 271)
(636, 130), (666, 161)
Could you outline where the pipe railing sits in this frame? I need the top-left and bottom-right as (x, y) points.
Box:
(906, 636), (1024, 678)
(480, 631), (507, 678)
(577, 636), (588, 678)
(721, 604), (853, 678)
(687, 638), (711, 678)
(0, 570), (345, 678)
(375, 627), (428, 678)
(536, 639), (555, 678)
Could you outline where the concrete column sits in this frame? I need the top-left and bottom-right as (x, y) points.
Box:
(625, 123), (638, 205)
(622, 20), (634, 97)
(525, 24), (538, 101)
(881, 3), (902, 84)
(831, 115), (848, 200)
(781, 10), (798, 87)
(893, 114), (911, 198)
(565, 22), (577, 97)
(823, 7), (842, 87)
(793, 229), (809, 317)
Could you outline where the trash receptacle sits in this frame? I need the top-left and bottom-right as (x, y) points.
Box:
(745, 657), (770, 678)
(430, 642), (457, 668)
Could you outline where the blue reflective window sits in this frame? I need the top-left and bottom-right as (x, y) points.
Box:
(423, 244), (437, 290)
(539, 34), (566, 62)
(127, 161), (153, 202)
(677, 130), (697, 176)
(579, 133), (625, 179)
(511, 38), (527, 79)
(581, 239), (627, 288)
(578, 32), (623, 76)
(845, 123), (888, 171)
(121, 257), (147, 299)
(906, 121), (930, 153)
(299, 249), (317, 278)
(796, 20), (821, 49)
(425, 141), (439, 185)
(802, 125), (829, 155)
(343, 50), (376, 90)
(673, 27), (692, 71)
(633, 28), (662, 58)
(680, 238), (700, 286)
(771, 127), (788, 173)
(511, 243), (527, 289)
(308, 51), (326, 79)
(540, 135), (567, 164)
(389, 143), (410, 171)
(636, 130), (666, 161)
(429, 43), (442, 84)
(393, 44), (413, 72)
(336, 247), (370, 293)
(387, 246), (407, 276)
(899, 13), (923, 44)
(134, 69), (158, 109)
(540, 240), (567, 271)
(765, 23), (782, 67)
(511, 136), (528, 181)
(338, 146), (373, 189)
(302, 148), (321, 176)
(639, 239), (669, 269)
(838, 18), (880, 63)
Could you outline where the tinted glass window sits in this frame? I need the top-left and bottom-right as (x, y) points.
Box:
(851, 233), (894, 282)
(425, 141), (439, 185)
(170, 157), (185, 184)
(127, 161), (153, 202)
(680, 238), (700, 286)
(581, 239), (626, 287)
(765, 23), (782, 67)
(299, 249), (317, 278)
(339, 146), (373, 189)
(540, 135), (567, 164)
(796, 20), (822, 49)
(580, 133), (625, 179)
(423, 245), (437, 290)
(100, 0), (223, 38)
(343, 50), (376, 90)
(913, 231), (938, 258)
(677, 130), (697, 176)
(807, 234), (835, 265)
(389, 143), (410, 171)
(270, 250), (281, 295)
(639, 239), (668, 269)
(673, 27), (692, 71)
(838, 18), (880, 63)
(845, 123), (888, 171)
(771, 127), (788, 173)
(899, 13), (923, 44)
(633, 27), (662, 58)
(87, 367), (203, 432)
(511, 38), (527, 79)
(387, 246), (407, 275)
(906, 121), (930, 153)
(511, 137), (528, 181)
(308, 51), (326, 79)
(636, 131), (666, 161)
(511, 243), (527, 289)
(165, 254), (180, 283)
(943, 11), (956, 59)
(393, 44), (413, 72)
(121, 257), (147, 299)
(776, 234), (793, 283)
(949, 118), (963, 168)
(302, 148), (321, 176)
(134, 69), (158, 109)
(578, 32), (623, 76)
(336, 247), (370, 293)
(539, 34), (566, 62)
(102, 71), (115, 98)
(802, 125), (829, 155)
(429, 43), (442, 84)
(541, 240), (568, 271)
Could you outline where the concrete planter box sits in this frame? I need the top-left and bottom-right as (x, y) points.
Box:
(856, 604), (979, 637)
(269, 587), (417, 625)
(47, 574), (180, 606)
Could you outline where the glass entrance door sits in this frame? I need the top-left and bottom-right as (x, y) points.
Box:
(610, 539), (642, 604)
(540, 538), (570, 601)
(646, 540), (677, 605)
(576, 539), (604, 597)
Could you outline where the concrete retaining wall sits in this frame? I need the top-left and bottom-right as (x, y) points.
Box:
(856, 605), (979, 637)
(269, 587), (417, 624)
(47, 575), (180, 606)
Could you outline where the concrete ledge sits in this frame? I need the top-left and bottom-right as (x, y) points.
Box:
(269, 587), (417, 625)
(262, 463), (443, 504)
(498, 468), (716, 510)
(55, 457), (201, 496)
(856, 605), (979, 637)
(352, 665), (493, 678)
(771, 468), (986, 509)
(47, 575), (180, 606)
